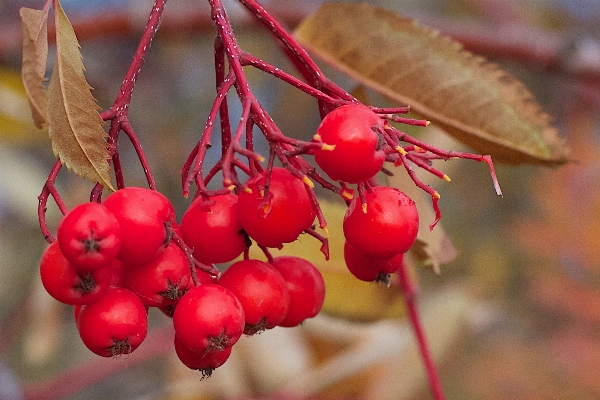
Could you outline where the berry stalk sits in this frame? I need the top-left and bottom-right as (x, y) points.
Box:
(398, 263), (447, 400)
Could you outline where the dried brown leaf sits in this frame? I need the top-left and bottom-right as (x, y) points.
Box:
(48, 0), (113, 190)
(20, 7), (49, 129)
(295, 3), (570, 166)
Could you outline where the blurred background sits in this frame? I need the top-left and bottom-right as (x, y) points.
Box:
(2, 0), (600, 399)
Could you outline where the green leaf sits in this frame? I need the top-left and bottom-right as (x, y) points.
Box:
(294, 2), (570, 166)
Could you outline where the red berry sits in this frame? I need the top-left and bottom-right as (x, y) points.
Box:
(343, 186), (419, 259)
(121, 242), (191, 307)
(237, 167), (315, 248)
(343, 241), (404, 283)
(173, 284), (245, 354)
(180, 193), (246, 264)
(57, 202), (121, 271)
(39, 241), (112, 305)
(108, 259), (123, 288)
(103, 187), (176, 266)
(314, 104), (385, 184)
(77, 287), (148, 357)
(218, 259), (290, 335)
(270, 256), (325, 327)
(174, 335), (232, 378)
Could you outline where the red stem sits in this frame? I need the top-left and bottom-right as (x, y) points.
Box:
(112, 0), (167, 112)
(182, 72), (236, 196)
(171, 231), (220, 279)
(237, 0), (326, 87)
(397, 263), (447, 400)
(215, 36), (233, 158)
(387, 126), (502, 196)
(38, 159), (67, 243)
(304, 227), (329, 260)
(120, 121), (156, 190)
(100, 0), (167, 191)
(240, 53), (340, 106)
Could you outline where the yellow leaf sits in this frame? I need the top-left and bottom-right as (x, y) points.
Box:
(0, 68), (41, 142)
(20, 7), (49, 130)
(294, 3), (570, 166)
(47, 0), (114, 191)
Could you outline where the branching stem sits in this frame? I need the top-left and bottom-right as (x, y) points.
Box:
(35, 3), (506, 399)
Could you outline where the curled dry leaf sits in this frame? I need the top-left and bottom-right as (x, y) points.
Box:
(294, 2), (571, 166)
(47, 0), (114, 190)
(20, 7), (49, 129)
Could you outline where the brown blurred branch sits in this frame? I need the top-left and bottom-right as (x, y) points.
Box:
(2, 4), (308, 58)
(5, 3), (600, 85)
(424, 16), (600, 84)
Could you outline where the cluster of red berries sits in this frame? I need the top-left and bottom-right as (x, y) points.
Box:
(313, 104), (420, 284)
(38, 104), (421, 378)
(39, 186), (325, 377)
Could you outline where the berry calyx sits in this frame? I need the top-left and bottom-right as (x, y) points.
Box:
(57, 202), (122, 271)
(172, 284), (245, 354)
(174, 335), (232, 378)
(77, 287), (148, 357)
(121, 242), (191, 307)
(343, 241), (404, 284)
(39, 241), (112, 305)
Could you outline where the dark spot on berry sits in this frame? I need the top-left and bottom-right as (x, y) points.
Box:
(74, 272), (97, 294)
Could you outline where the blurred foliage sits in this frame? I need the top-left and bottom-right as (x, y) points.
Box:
(0, 68), (38, 142)
(1, 0), (600, 399)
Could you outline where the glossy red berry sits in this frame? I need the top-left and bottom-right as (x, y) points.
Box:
(343, 241), (404, 283)
(121, 242), (191, 307)
(77, 287), (148, 357)
(237, 167), (315, 248)
(57, 202), (121, 271)
(102, 187), (176, 267)
(218, 259), (290, 335)
(343, 186), (419, 259)
(180, 193), (246, 264)
(39, 241), (112, 305)
(270, 256), (325, 327)
(314, 104), (385, 184)
(174, 335), (232, 378)
(173, 284), (245, 354)
(108, 259), (123, 288)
